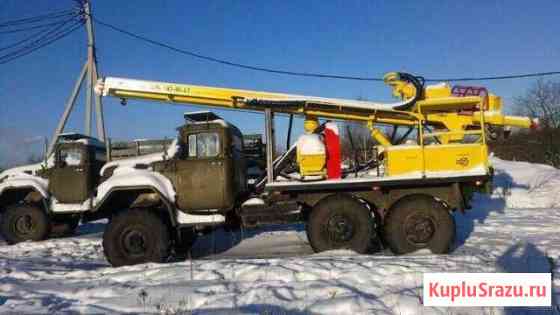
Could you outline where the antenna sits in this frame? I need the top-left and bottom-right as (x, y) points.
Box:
(47, 0), (106, 156)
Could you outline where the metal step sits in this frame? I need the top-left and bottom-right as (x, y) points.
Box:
(240, 200), (301, 227)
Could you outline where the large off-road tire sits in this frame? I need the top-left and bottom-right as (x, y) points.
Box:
(103, 209), (170, 267)
(306, 194), (378, 254)
(0, 204), (51, 244)
(383, 195), (455, 255)
(50, 216), (80, 237)
(173, 227), (198, 257)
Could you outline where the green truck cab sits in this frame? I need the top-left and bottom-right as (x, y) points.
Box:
(0, 134), (107, 243)
(95, 112), (250, 266)
(153, 111), (248, 212)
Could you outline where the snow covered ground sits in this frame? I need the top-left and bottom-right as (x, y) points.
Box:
(0, 158), (559, 314)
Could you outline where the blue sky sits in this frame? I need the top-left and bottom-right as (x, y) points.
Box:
(1, 0), (559, 165)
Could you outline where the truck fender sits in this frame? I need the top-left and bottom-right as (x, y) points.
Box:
(383, 184), (463, 214)
(0, 175), (50, 210)
(93, 186), (178, 226)
(94, 168), (178, 225)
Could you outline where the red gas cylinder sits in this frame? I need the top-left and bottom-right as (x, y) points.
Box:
(323, 122), (341, 179)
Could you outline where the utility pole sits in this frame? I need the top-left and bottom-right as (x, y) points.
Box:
(48, 0), (106, 156)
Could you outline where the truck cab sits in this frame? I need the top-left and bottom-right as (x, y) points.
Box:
(154, 111), (248, 213)
(49, 134), (106, 204)
(0, 133), (106, 244)
(93, 112), (250, 266)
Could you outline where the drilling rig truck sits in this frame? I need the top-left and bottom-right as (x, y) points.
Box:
(0, 72), (535, 267)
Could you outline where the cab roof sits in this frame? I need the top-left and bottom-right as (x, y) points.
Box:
(58, 133), (105, 149)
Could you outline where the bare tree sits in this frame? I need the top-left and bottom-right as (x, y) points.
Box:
(340, 122), (373, 164)
(491, 78), (560, 167)
(514, 79), (560, 129)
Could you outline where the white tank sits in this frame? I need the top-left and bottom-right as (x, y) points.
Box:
(296, 134), (326, 177)
(297, 134), (325, 155)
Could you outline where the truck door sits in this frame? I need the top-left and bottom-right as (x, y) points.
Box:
(49, 144), (91, 203)
(174, 131), (228, 211)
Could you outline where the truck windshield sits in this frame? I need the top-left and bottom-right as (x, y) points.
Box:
(59, 147), (83, 167)
(188, 132), (220, 158)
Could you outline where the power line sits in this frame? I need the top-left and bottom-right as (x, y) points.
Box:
(0, 25), (57, 52)
(91, 16), (384, 82)
(0, 18), (77, 59)
(0, 21), (84, 65)
(0, 9), (76, 27)
(425, 72), (560, 82)
(91, 15), (560, 83)
(0, 17), (79, 34)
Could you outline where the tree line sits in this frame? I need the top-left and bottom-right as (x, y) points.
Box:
(490, 79), (560, 168)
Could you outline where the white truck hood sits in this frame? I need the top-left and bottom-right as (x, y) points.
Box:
(0, 155), (54, 180)
(100, 138), (179, 176)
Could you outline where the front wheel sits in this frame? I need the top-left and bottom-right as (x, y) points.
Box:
(383, 195), (455, 255)
(103, 209), (170, 267)
(0, 204), (51, 244)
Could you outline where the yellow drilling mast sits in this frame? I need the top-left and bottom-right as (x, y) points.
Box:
(95, 72), (535, 177)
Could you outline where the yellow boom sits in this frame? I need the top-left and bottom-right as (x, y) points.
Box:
(95, 73), (535, 177)
(95, 75), (533, 134)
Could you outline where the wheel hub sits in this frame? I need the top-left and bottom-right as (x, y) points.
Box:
(404, 213), (436, 246)
(14, 214), (34, 236)
(327, 214), (354, 243)
(122, 229), (147, 257)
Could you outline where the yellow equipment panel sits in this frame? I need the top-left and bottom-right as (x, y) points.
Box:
(384, 144), (488, 177)
(424, 144), (488, 174)
(384, 146), (423, 177)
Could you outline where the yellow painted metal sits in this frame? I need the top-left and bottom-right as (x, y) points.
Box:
(103, 77), (530, 133)
(367, 122), (392, 147)
(384, 72), (417, 99)
(384, 146), (423, 176)
(298, 116), (326, 176)
(487, 94), (502, 111)
(303, 117), (319, 133)
(99, 74), (534, 178)
(109, 85), (421, 126)
(297, 153), (326, 177)
(424, 83), (452, 98)
(383, 144), (488, 177)
(416, 96), (481, 111)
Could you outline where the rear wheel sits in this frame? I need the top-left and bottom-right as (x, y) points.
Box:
(383, 195), (455, 254)
(306, 194), (378, 254)
(0, 204), (51, 244)
(103, 209), (170, 267)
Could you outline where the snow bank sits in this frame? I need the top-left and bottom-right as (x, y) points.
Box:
(0, 225), (502, 314)
(491, 157), (560, 208)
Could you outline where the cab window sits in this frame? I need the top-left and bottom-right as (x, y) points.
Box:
(94, 149), (107, 162)
(188, 132), (220, 158)
(58, 147), (83, 167)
